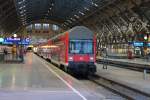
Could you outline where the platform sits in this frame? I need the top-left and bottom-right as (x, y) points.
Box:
(0, 53), (112, 100)
(97, 56), (150, 66)
(96, 63), (150, 95)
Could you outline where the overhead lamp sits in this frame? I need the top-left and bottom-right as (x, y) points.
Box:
(68, 21), (72, 23)
(14, 34), (17, 38)
(144, 35), (148, 41)
(70, 18), (76, 21)
(79, 11), (85, 15)
(64, 22), (67, 24)
(19, 7), (23, 9)
(23, 5), (26, 8)
(64, 22), (69, 25)
(94, 3), (98, 7)
(66, 20), (72, 23)
(20, 11), (24, 14)
(74, 15), (80, 19)
(18, 1), (23, 5)
(91, 2), (98, 7)
(84, 7), (89, 11)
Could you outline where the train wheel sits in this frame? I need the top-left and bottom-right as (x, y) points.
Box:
(60, 65), (65, 71)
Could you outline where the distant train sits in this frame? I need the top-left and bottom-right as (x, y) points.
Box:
(35, 26), (97, 76)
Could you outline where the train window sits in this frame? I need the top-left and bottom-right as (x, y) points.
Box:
(69, 40), (93, 54)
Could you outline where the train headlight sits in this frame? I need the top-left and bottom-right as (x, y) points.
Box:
(90, 57), (94, 61)
(69, 57), (73, 61)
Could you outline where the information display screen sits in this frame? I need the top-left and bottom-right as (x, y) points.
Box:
(3, 38), (30, 45)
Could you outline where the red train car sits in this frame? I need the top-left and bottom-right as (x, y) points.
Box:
(40, 26), (96, 75)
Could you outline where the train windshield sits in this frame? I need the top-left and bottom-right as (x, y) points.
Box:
(69, 40), (93, 54)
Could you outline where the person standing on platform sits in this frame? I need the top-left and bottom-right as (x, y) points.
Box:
(12, 46), (17, 60)
(102, 48), (108, 69)
(3, 47), (8, 61)
(19, 47), (24, 62)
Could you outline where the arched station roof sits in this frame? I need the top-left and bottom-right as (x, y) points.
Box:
(0, 0), (116, 33)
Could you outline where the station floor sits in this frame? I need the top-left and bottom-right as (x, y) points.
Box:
(97, 56), (150, 65)
(0, 53), (149, 100)
(0, 53), (112, 100)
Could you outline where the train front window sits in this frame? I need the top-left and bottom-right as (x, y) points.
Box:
(69, 40), (93, 54)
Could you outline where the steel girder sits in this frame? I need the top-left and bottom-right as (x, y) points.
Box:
(80, 0), (150, 49)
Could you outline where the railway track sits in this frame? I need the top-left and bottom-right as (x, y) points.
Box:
(97, 61), (142, 72)
(88, 74), (150, 100)
(96, 59), (150, 73)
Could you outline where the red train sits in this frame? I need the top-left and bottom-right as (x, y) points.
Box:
(36, 26), (97, 75)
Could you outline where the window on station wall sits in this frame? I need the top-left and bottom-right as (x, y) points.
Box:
(52, 24), (59, 31)
(35, 23), (42, 30)
(43, 24), (49, 30)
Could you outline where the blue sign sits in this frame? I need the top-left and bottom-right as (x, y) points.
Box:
(3, 38), (30, 45)
(3, 41), (13, 45)
(25, 38), (30, 42)
(133, 42), (143, 47)
(6, 37), (21, 42)
(147, 43), (150, 47)
(18, 41), (30, 45)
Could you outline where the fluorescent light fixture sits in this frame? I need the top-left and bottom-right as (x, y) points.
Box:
(14, 34), (17, 38)
(84, 7), (89, 11)
(0, 38), (4, 42)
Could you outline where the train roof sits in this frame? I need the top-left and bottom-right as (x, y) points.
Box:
(49, 26), (94, 41)
(68, 26), (93, 34)
(68, 26), (94, 39)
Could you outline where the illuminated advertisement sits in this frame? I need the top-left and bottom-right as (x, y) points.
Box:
(0, 38), (4, 42)
(133, 42), (144, 47)
(3, 38), (30, 45)
(147, 43), (150, 47)
(6, 37), (21, 42)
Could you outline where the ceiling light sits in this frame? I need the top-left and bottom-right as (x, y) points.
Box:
(84, 7), (89, 11)
(13, 34), (17, 38)
(94, 3), (98, 7)
(74, 15), (80, 19)
(70, 18), (76, 21)
(79, 11), (85, 15)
